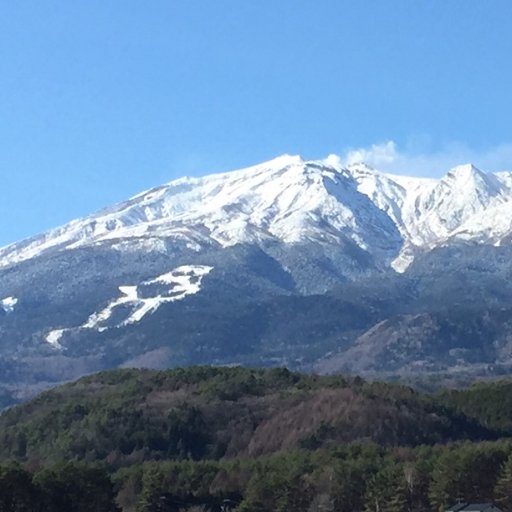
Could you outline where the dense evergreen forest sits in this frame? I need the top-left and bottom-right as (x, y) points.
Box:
(2, 367), (512, 511)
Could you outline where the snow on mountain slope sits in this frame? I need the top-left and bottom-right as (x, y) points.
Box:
(405, 165), (507, 240)
(342, 161), (437, 236)
(339, 160), (512, 270)
(0, 155), (402, 268)
(45, 265), (213, 349)
(352, 162), (505, 236)
(1, 155), (512, 273)
(449, 198), (512, 243)
(0, 296), (17, 313)
(84, 264), (213, 329)
(393, 164), (512, 269)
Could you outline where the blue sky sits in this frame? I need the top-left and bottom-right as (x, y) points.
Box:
(1, 1), (512, 246)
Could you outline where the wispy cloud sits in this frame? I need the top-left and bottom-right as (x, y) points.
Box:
(330, 141), (512, 177)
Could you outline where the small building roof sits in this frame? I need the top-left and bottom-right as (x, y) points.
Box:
(447, 505), (468, 512)
(446, 504), (501, 512)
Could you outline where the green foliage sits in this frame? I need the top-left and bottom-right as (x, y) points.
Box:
(112, 442), (512, 512)
(440, 380), (512, 434)
(0, 367), (501, 468)
(428, 442), (508, 511)
(34, 462), (119, 512)
(495, 452), (512, 512)
(3, 369), (512, 510)
(0, 462), (118, 512)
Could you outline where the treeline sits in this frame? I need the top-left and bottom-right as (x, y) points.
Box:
(114, 441), (512, 511)
(5, 367), (512, 510)
(0, 367), (503, 468)
(440, 380), (512, 434)
(0, 462), (118, 511)
(5, 441), (512, 511)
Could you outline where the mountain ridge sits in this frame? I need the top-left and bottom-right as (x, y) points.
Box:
(2, 155), (512, 405)
(2, 155), (511, 272)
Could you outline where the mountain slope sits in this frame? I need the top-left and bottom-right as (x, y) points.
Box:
(0, 155), (402, 270)
(4, 155), (512, 273)
(2, 155), (512, 404)
(0, 367), (498, 466)
(343, 161), (512, 270)
(4, 368), (512, 512)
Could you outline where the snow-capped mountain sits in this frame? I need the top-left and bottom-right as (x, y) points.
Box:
(1, 154), (511, 274)
(0, 155), (402, 270)
(334, 160), (512, 269)
(2, 153), (512, 406)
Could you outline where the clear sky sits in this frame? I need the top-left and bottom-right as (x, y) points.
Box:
(1, 0), (512, 246)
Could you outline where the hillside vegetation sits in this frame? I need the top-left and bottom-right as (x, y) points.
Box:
(0, 366), (497, 466)
(3, 367), (512, 511)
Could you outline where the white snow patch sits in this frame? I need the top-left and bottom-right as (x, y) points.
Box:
(46, 329), (65, 349)
(83, 265), (213, 331)
(148, 265), (212, 286)
(84, 285), (138, 329)
(1, 296), (18, 313)
(123, 265), (213, 325)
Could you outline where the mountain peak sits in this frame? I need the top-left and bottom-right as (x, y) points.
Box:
(446, 163), (483, 178)
(443, 162), (502, 196)
(1, 154), (512, 273)
(346, 162), (378, 173)
(265, 153), (304, 168)
(0, 153), (404, 268)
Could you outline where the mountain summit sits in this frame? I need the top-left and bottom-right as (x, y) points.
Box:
(0, 155), (402, 269)
(2, 154), (512, 405)
(1, 155), (511, 272)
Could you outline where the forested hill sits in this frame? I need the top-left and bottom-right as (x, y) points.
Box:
(439, 380), (512, 433)
(4, 368), (512, 511)
(0, 366), (499, 466)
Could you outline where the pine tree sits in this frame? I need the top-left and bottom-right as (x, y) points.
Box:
(363, 464), (408, 512)
(495, 454), (512, 512)
(136, 466), (163, 512)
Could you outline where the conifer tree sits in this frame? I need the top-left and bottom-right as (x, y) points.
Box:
(136, 466), (163, 512)
(495, 453), (512, 512)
